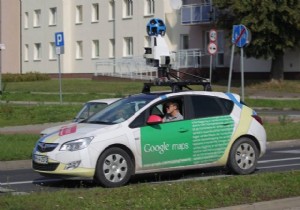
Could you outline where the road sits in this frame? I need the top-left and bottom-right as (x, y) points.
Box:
(1, 143), (300, 195)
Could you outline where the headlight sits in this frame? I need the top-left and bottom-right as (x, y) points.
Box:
(60, 137), (94, 151)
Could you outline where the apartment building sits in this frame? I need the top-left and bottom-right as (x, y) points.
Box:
(0, 0), (21, 74)
(18, 0), (300, 77)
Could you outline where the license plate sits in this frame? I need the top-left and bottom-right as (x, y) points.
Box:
(33, 155), (48, 164)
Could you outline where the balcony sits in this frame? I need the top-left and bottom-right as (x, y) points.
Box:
(181, 3), (214, 25)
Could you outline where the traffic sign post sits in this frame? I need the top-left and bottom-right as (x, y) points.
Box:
(0, 43), (5, 95)
(208, 29), (218, 84)
(55, 32), (64, 104)
(228, 25), (251, 101)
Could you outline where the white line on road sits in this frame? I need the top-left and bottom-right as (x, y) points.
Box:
(258, 157), (300, 164)
(1, 178), (63, 186)
(258, 163), (300, 169)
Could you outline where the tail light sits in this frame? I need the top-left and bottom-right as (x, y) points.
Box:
(252, 115), (263, 125)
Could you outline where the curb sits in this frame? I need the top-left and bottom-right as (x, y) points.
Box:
(1, 139), (299, 171)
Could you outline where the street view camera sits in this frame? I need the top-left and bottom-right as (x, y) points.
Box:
(143, 18), (211, 92)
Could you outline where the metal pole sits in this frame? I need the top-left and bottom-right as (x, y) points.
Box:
(58, 54), (62, 104)
(241, 48), (245, 101)
(209, 54), (212, 84)
(227, 44), (235, 92)
(0, 0), (2, 95)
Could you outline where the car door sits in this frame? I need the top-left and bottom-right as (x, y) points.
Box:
(139, 96), (195, 170)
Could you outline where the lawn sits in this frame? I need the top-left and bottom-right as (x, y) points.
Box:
(0, 171), (299, 209)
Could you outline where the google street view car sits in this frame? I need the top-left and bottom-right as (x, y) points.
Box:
(32, 89), (267, 188)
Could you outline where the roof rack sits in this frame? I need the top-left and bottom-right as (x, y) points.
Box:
(142, 68), (212, 93)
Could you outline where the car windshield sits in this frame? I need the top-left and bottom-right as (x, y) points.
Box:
(74, 102), (109, 122)
(86, 94), (157, 124)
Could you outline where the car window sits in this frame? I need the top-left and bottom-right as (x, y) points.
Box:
(190, 95), (225, 118)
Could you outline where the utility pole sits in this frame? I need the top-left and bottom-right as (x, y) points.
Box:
(0, 0), (2, 95)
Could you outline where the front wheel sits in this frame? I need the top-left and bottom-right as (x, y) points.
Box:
(95, 147), (133, 188)
(228, 137), (258, 175)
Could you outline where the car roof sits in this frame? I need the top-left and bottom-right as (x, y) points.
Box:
(87, 98), (121, 104)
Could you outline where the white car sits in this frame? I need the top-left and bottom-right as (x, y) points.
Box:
(32, 91), (266, 188)
(40, 98), (120, 136)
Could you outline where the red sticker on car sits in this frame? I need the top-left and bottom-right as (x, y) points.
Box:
(59, 124), (77, 136)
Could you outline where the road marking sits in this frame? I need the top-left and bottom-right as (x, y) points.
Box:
(258, 163), (300, 169)
(258, 157), (300, 164)
(0, 179), (63, 186)
(273, 150), (300, 154)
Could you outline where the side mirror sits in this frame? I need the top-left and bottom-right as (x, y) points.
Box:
(147, 115), (162, 125)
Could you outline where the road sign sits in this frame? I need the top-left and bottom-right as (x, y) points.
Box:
(209, 29), (217, 42)
(55, 32), (64, 55)
(232, 25), (251, 48)
(55, 32), (64, 47)
(207, 42), (217, 55)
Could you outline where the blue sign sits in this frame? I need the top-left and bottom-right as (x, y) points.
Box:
(55, 32), (64, 47)
(232, 25), (251, 48)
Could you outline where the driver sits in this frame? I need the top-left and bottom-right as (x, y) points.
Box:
(163, 101), (183, 122)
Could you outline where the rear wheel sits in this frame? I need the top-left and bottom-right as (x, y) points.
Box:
(95, 147), (133, 188)
(228, 137), (258, 175)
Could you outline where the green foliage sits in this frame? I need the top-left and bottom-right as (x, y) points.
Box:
(214, 0), (300, 59)
(2, 72), (51, 82)
(214, 0), (300, 80)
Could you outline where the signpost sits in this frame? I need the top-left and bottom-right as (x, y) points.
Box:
(0, 43), (5, 95)
(208, 29), (218, 83)
(228, 25), (251, 101)
(55, 32), (64, 104)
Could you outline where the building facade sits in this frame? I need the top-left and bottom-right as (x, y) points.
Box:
(0, 0), (21, 74)
(3, 0), (298, 77)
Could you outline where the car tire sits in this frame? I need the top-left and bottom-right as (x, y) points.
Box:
(228, 137), (258, 175)
(95, 147), (133, 188)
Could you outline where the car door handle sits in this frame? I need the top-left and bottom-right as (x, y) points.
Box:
(178, 128), (189, 133)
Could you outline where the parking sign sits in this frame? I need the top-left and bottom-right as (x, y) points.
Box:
(55, 32), (64, 55)
(55, 32), (64, 47)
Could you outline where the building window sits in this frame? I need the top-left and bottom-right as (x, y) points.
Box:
(24, 12), (29, 28)
(145, 0), (155, 15)
(76, 41), (83, 59)
(123, 0), (133, 18)
(49, 7), (57, 26)
(92, 40), (100, 58)
(180, 34), (189, 49)
(109, 0), (115, 20)
(91, 3), (99, 22)
(24, 44), (29, 61)
(49, 42), (57, 60)
(33, 9), (41, 27)
(76, 5), (83, 24)
(34, 43), (42, 60)
(109, 39), (115, 58)
(123, 37), (133, 57)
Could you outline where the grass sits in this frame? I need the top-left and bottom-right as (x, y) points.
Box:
(0, 134), (39, 161)
(0, 171), (299, 209)
(0, 104), (81, 127)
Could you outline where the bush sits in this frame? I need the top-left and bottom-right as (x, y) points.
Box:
(2, 72), (50, 82)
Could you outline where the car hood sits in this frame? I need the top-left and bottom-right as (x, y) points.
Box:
(39, 122), (121, 144)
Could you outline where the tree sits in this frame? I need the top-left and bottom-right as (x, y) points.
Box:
(213, 0), (300, 81)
